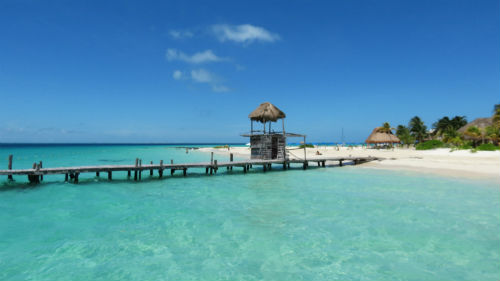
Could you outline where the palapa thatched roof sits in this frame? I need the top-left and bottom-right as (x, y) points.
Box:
(365, 127), (401, 144)
(248, 102), (286, 123)
(457, 117), (492, 133)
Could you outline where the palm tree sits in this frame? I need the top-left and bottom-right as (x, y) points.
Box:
(464, 126), (483, 145)
(433, 116), (467, 137)
(409, 116), (428, 143)
(396, 125), (414, 146)
(493, 104), (500, 129)
(450, 116), (467, 130)
(379, 122), (393, 133)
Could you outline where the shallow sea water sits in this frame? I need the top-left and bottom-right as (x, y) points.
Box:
(0, 145), (499, 280)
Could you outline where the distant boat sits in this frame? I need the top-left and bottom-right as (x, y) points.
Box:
(245, 143), (250, 146)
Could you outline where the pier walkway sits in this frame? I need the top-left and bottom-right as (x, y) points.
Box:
(1, 154), (380, 184)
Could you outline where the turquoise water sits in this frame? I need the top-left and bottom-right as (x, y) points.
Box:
(0, 145), (499, 280)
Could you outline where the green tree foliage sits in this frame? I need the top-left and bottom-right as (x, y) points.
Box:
(379, 122), (393, 133)
(409, 116), (428, 143)
(396, 125), (414, 145)
(415, 140), (445, 150)
(432, 116), (467, 137)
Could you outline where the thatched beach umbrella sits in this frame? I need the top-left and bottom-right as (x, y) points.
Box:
(248, 102), (286, 134)
(248, 102), (286, 122)
(365, 127), (401, 144)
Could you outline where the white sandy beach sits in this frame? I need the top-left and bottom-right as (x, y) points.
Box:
(200, 146), (500, 182)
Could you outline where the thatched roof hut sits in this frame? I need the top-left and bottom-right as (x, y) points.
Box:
(248, 102), (286, 123)
(365, 127), (400, 144)
(457, 117), (492, 134)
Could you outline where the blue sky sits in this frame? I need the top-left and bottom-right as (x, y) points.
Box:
(0, 0), (498, 143)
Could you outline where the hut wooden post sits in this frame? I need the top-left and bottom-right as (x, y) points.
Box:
(303, 135), (307, 161)
(7, 155), (13, 180)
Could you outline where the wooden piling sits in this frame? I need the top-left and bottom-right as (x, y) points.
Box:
(127, 170), (131, 177)
(39, 161), (43, 181)
(65, 173), (68, 181)
(150, 161), (153, 176)
(339, 160), (343, 167)
(214, 160), (218, 174)
(134, 158), (139, 181)
(159, 160), (164, 178)
(74, 173), (79, 183)
(229, 153), (233, 171)
(108, 171), (112, 180)
(139, 159), (142, 180)
(7, 155), (13, 180)
(96, 171), (100, 177)
(183, 168), (187, 176)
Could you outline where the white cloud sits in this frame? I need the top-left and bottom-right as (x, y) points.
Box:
(166, 49), (224, 64)
(172, 70), (183, 80)
(169, 29), (193, 39)
(211, 24), (280, 44)
(189, 69), (230, 92)
(191, 69), (214, 83)
(212, 85), (230, 92)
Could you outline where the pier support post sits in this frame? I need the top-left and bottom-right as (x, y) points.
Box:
(74, 173), (79, 183)
(65, 173), (68, 181)
(139, 159), (142, 180)
(159, 160), (164, 178)
(96, 171), (100, 177)
(339, 160), (343, 167)
(127, 170), (131, 177)
(214, 160), (218, 174)
(283, 162), (287, 170)
(134, 158), (139, 181)
(322, 161), (325, 167)
(183, 168), (187, 176)
(108, 171), (112, 180)
(243, 165), (247, 173)
(150, 161), (153, 176)
(171, 169), (175, 176)
(7, 155), (13, 181)
(39, 161), (43, 181)
(263, 164), (267, 172)
(228, 153), (233, 171)
(205, 167), (209, 174)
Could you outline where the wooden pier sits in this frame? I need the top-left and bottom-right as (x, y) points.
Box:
(1, 153), (380, 184)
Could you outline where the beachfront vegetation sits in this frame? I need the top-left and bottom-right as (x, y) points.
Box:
(299, 143), (315, 148)
(415, 140), (445, 150)
(395, 125), (414, 145)
(409, 116), (428, 143)
(475, 143), (500, 151)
